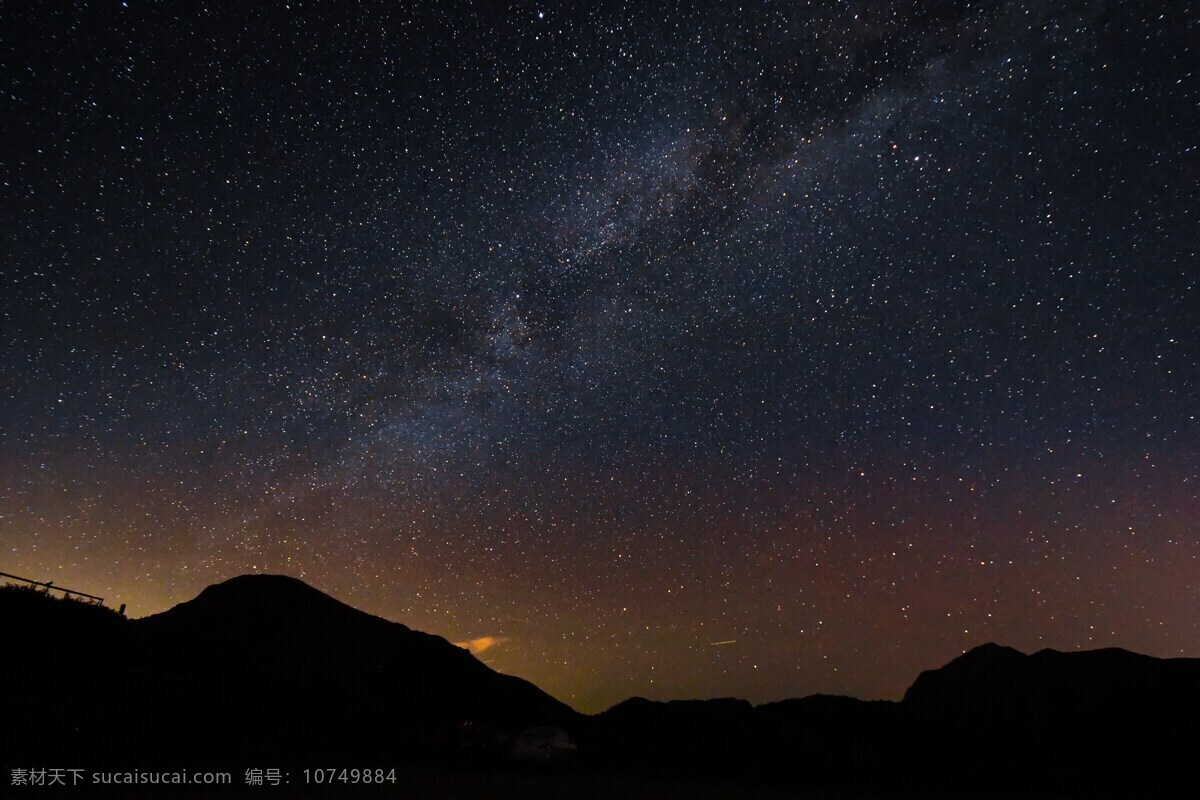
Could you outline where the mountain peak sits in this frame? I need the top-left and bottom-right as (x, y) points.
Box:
(902, 643), (1028, 706)
(951, 642), (1027, 665)
(195, 573), (333, 604)
(212, 572), (314, 589)
(125, 572), (579, 739)
(139, 572), (407, 637)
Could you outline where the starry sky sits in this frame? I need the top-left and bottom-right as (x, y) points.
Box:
(2, 1), (1198, 713)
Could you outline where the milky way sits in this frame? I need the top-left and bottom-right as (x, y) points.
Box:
(2, 1), (1198, 712)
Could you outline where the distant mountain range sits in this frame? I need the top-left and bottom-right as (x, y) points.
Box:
(3, 575), (1195, 794)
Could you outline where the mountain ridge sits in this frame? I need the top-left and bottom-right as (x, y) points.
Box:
(4, 575), (1198, 793)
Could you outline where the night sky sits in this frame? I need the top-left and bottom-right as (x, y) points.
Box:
(3, 1), (1198, 713)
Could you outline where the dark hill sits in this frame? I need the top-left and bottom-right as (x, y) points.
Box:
(905, 641), (1200, 723)
(584, 696), (755, 765)
(132, 574), (577, 758)
(5, 580), (1200, 793)
(583, 692), (902, 776)
(900, 642), (1200, 792)
(580, 643), (1200, 791)
(0, 575), (576, 763)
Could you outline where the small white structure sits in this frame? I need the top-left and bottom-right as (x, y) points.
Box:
(509, 726), (578, 764)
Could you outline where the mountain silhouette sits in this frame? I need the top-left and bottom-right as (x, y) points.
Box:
(3, 578), (1197, 794)
(580, 643), (1200, 792)
(898, 642), (1200, 793)
(135, 574), (573, 727)
(905, 640), (1200, 726)
(1, 575), (576, 763)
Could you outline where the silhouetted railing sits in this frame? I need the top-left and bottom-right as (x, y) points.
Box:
(0, 570), (107, 606)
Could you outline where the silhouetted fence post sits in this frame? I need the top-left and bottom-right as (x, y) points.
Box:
(0, 571), (109, 607)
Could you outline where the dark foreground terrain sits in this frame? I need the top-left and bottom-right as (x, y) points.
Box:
(2, 576), (1196, 798)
